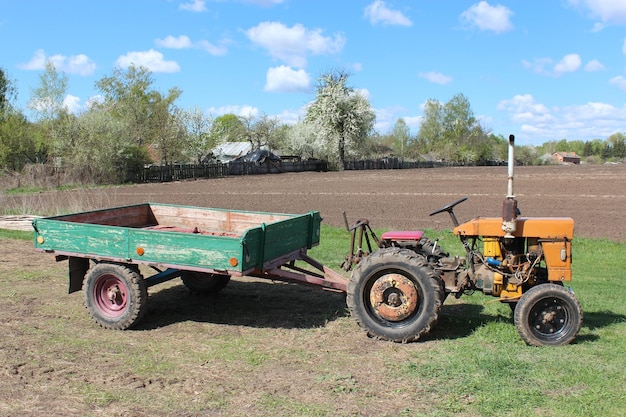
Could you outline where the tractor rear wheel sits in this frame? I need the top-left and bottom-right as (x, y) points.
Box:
(181, 272), (230, 294)
(84, 263), (148, 330)
(347, 248), (443, 343)
(514, 283), (582, 346)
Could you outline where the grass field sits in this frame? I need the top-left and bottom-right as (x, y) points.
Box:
(1, 225), (625, 416)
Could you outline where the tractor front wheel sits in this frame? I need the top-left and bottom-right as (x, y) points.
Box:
(514, 283), (582, 346)
(84, 263), (148, 330)
(347, 248), (443, 343)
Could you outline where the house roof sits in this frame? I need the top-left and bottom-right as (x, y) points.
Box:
(553, 152), (580, 159)
(213, 142), (251, 158)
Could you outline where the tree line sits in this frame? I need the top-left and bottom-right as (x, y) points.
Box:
(1, 65), (624, 186)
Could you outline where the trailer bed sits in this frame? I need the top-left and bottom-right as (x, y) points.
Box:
(33, 203), (322, 275)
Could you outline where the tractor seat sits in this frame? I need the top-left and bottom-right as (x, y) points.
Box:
(381, 230), (424, 241)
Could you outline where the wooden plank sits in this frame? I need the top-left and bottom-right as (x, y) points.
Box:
(34, 203), (322, 275)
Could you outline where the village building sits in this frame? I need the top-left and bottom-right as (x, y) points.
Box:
(552, 152), (581, 164)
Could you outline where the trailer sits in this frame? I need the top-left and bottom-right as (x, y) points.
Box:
(32, 203), (348, 330)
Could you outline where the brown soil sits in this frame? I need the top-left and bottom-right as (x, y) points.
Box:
(1, 164), (624, 416)
(7, 163), (624, 240)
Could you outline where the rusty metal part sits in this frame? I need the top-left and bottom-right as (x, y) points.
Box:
(369, 273), (419, 321)
(341, 215), (383, 271)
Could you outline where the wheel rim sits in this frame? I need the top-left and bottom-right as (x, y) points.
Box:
(368, 273), (419, 322)
(93, 273), (129, 318)
(527, 296), (570, 340)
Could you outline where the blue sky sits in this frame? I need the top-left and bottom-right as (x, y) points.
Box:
(2, 0), (626, 145)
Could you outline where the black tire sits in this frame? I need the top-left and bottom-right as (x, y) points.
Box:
(181, 272), (230, 294)
(417, 238), (448, 261)
(514, 284), (583, 346)
(84, 263), (148, 330)
(347, 248), (444, 343)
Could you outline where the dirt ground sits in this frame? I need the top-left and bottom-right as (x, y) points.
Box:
(1, 164), (624, 416)
(4, 163), (625, 240)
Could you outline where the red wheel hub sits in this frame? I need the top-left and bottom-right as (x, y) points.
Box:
(93, 274), (128, 318)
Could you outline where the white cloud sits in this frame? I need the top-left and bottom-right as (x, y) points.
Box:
(498, 93), (626, 142)
(523, 54), (585, 77)
(419, 71), (453, 85)
(609, 75), (626, 92)
(264, 65), (311, 93)
(156, 35), (229, 56)
(155, 35), (193, 49)
(245, 21), (345, 68)
(403, 115), (423, 130)
(63, 95), (82, 114)
(179, 0), (207, 12)
(497, 94), (554, 124)
(208, 105), (259, 118)
(196, 40), (229, 56)
(242, 0), (285, 5)
(364, 1), (413, 27)
(85, 95), (103, 109)
(568, 0), (626, 25)
(18, 49), (96, 76)
(584, 59), (604, 71)
(274, 107), (304, 125)
(460, 1), (514, 33)
(115, 49), (180, 73)
(553, 53), (582, 75)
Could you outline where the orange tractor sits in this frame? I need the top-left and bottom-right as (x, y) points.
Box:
(343, 135), (582, 346)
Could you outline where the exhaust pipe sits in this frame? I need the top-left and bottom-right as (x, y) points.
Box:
(502, 134), (517, 238)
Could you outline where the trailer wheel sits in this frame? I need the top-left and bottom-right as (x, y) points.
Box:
(181, 272), (230, 294)
(514, 284), (582, 346)
(84, 263), (148, 330)
(347, 248), (443, 343)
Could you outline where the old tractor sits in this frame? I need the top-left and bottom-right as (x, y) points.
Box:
(342, 135), (583, 346)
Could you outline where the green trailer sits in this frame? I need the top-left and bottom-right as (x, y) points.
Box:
(32, 203), (348, 330)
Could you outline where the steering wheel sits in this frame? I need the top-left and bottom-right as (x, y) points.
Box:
(429, 197), (468, 217)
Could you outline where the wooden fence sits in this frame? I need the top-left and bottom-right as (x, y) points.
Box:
(127, 159), (329, 183)
(126, 158), (502, 184)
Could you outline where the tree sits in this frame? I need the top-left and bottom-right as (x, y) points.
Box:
(416, 93), (490, 162)
(305, 69), (375, 167)
(180, 107), (214, 164)
(0, 68), (18, 117)
(28, 61), (68, 122)
(95, 65), (182, 148)
(608, 132), (626, 159)
(415, 99), (444, 156)
(284, 121), (322, 159)
(391, 118), (410, 160)
(240, 114), (282, 151)
(210, 114), (246, 144)
(27, 61), (70, 163)
(0, 112), (36, 171)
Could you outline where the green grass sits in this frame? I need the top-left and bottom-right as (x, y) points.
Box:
(0, 229), (33, 240)
(313, 226), (626, 416)
(2, 224), (623, 416)
(4, 184), (103, 195)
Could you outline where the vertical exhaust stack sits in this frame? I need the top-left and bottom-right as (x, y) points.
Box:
(502, 134), (518, 238)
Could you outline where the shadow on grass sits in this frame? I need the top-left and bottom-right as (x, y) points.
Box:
(425, 302), (626, 343)
(134, 278), (626, 344)
(135, 278), (348, 331)
(424, 303), (498, 341)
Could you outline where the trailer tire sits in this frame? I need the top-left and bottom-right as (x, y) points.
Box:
(181, 272), (230, 294)
(514, 283), (582, 346)
(84, 263), (148, 330)
(347, 248), (443, 343)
